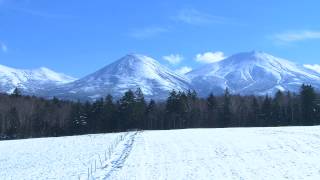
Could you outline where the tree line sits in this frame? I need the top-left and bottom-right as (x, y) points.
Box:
(1, 85), (319, 140)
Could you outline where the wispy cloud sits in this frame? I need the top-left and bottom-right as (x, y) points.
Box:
(174, 8), (231, 25)
(272, 30), (320, 43)
(304, 64), (320, 73)
(195, 51), (226, 63)
(163, 54), (184, 65)
(0, 42), (8, 53)
(128, 27), (169, 39)
(175, 66), (192, 75)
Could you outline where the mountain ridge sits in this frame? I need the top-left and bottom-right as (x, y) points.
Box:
(0, 64), (76, 94)
(1, 51), (320, 100)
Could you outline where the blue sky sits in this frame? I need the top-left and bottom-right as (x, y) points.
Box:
(0, 0), (320, 77)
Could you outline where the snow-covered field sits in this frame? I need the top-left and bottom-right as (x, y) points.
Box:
(0, 133), (124, 180)
(97, 127), (320, 180)
(1, 126), (320, 180)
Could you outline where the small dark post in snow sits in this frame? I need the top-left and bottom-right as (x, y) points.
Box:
(90, 164), (92, 176)
(87, 168), (90, 180)
(98, 154), (103, 167)
(108, 148), (111, 159)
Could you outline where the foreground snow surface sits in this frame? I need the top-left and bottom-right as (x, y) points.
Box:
(0, 133), (123, 180)
(1, 127), (320, 180)
(98, 127), (320, 180)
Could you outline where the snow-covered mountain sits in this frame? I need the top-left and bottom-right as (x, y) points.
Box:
(46, 54), (191, 100)
(0, 65), (76, 94)
(304, 64), (320, 74)
(187, 51), (320, 96)
(2, 51), (319, 100)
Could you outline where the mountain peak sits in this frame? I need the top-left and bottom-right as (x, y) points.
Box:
(31, 67), (76, 83)
(36, 67), (53, 72)
(188, 51), (320, 96)
(125, 53), (144, 57)
(249, 50), (265, 55)
(220, 51), (292, 67)
(52, 54), (190, 100)
(118, 53), (157, 64)
(228, 51), (269, 60)
(122, 53), (141, 59)
(0, 64), (76, 94)
(97, 54), (161, 76)
(110, 53), (160, 70)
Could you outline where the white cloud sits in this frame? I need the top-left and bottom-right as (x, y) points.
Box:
(304, 64), (320, 73)
(195, 51), (226, 63)
(163, 54), (184, 65)
(273, 31), (320, 43)
(129, 27), (168, 39)
(175, 8), (229, 25)
(175, 66), (192, 75)
(0, 42), (7, 53)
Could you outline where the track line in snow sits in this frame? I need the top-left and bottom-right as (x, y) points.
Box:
(93, 131), (138, 180)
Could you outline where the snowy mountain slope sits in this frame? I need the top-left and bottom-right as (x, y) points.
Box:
(304, 64), (320, 74)
(47, 54), (191, 100)
(187, 51), (320, 96)
(0, 64), (76, 94)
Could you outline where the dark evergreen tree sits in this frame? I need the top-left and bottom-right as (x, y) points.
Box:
(91, 98), (105, 132)
(5, 107), (20, 137)
(0, 114), (4, 136)
(103, 95), (116, 132)
(207, 93), (217, 127)
(315, 95), (320, 125)
(249, 97), (260, 127)
(221, 88), (232, 127)
(285, 92), (294, 126)
(146, 99), (157, 129)
(70, 102), (88, 134)
(165, 90), (179, 129)
(185, 90), (200, 128)
(261, 95), (272, 127)
(30, 104), (45, 137)
(271, 91), (284, 126)
(300, 84), (316, 125)
(177, 91), (188, 128)
(134, 88), (147, 129)
(11, 88), (21, 97)
(118, 90), (136, 130)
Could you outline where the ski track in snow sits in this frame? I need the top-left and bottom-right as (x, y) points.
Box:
(93, 131), (138, 180)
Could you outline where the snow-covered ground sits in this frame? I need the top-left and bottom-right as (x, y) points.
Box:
(1, 126), (320, 180)
(0, 133), (124, 180)
(97, 126), (320, 180)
